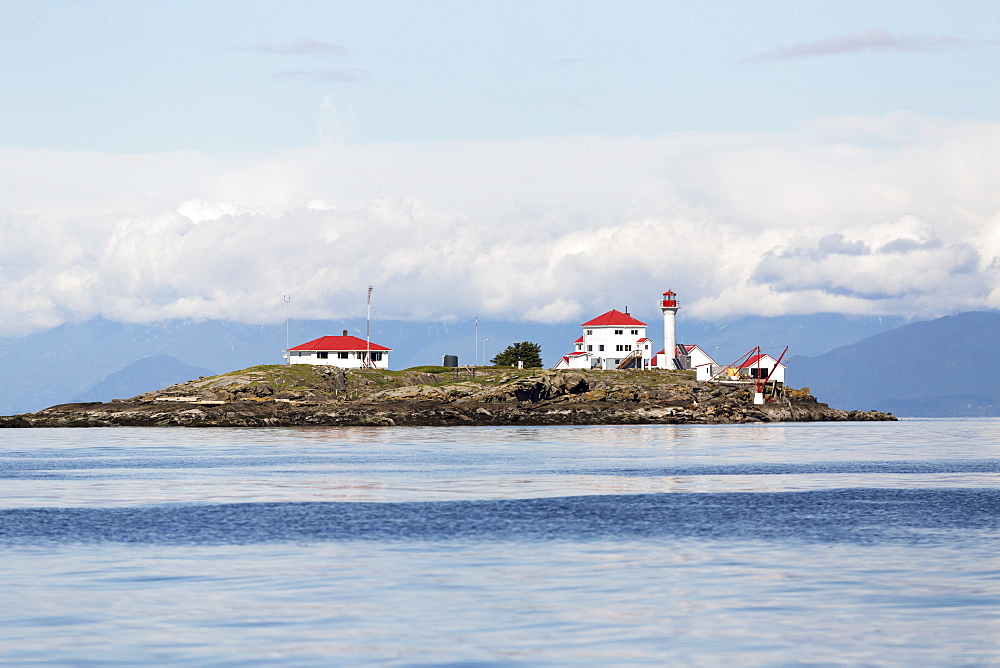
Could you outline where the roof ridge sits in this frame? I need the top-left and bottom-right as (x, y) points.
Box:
(289, 334), (392, 352)
(580, 308), (648, 327)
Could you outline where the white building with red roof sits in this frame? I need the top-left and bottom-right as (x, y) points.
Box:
(288, 330), (392, 369)
(737, 352), (785, 384)
(554, 309), (653, 370)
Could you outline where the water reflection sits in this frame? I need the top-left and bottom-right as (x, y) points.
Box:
(6, 420), (1000, 458)
(2, 471), (997, 508)
(2, 421), (1000, 510)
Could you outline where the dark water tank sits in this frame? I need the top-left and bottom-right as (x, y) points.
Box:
(442, 355), (459, 367)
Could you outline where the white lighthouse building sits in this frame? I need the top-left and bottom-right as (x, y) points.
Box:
(554, 309), (653, 370)
(657, 290), (679, 370)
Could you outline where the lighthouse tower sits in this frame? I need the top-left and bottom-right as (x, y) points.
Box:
(658, 290), (680, 370)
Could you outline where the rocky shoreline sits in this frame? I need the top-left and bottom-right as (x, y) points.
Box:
(0, 365), (895, 428)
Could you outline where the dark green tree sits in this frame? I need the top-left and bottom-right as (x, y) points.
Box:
(490, 341), (543, 368)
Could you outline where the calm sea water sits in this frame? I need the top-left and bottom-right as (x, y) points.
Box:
(1, 420), (998, 665)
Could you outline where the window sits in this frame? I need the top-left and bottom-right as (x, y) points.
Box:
(371, 352), (383, 361)
(586, 329), (593, 335)
(316, 352), (328, 359)
(630, 329), (638, 335)
(587, 345), (593, 352)
(337, 352), (349, 359)
(750, 367), (769, 379)
(598, 345), (604, 351)
(614, 329), (623, 335)
(616, 345), (624, 352)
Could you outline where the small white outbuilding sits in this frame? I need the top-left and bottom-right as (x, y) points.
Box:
(737, 353), (786, 385)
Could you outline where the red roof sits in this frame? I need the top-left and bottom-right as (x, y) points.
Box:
(581, 309), (647, 327)
(289, 335), (392, 352)
(575, 336), (584, 343)
(739, 354), (782, 368)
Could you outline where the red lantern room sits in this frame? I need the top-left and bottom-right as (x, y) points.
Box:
(661, 290), (677, 308)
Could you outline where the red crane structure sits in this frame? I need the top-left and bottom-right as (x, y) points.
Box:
(708, 345), (789, 403)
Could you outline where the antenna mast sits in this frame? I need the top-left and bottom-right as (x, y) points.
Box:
(283, 294), (291, 364)
(366, 286), (373, 368)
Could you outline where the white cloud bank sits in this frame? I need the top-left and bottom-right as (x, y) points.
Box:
(2, 112), (1000, 335)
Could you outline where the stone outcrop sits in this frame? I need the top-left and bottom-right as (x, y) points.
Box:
(0, 365), (896, 428)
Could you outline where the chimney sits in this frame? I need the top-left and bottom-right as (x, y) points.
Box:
(342, 329), (348, 336)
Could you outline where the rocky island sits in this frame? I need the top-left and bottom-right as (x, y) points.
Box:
(0, 365), (895, 427)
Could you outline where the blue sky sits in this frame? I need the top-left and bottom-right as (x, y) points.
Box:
(2, 0), (1000, 334)
(4, 0), (998, 150)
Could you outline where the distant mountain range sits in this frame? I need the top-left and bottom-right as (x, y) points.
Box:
(71, 355), (213, 404)
(7, 309), (980, 417)
(790, 311), (1000, 417)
